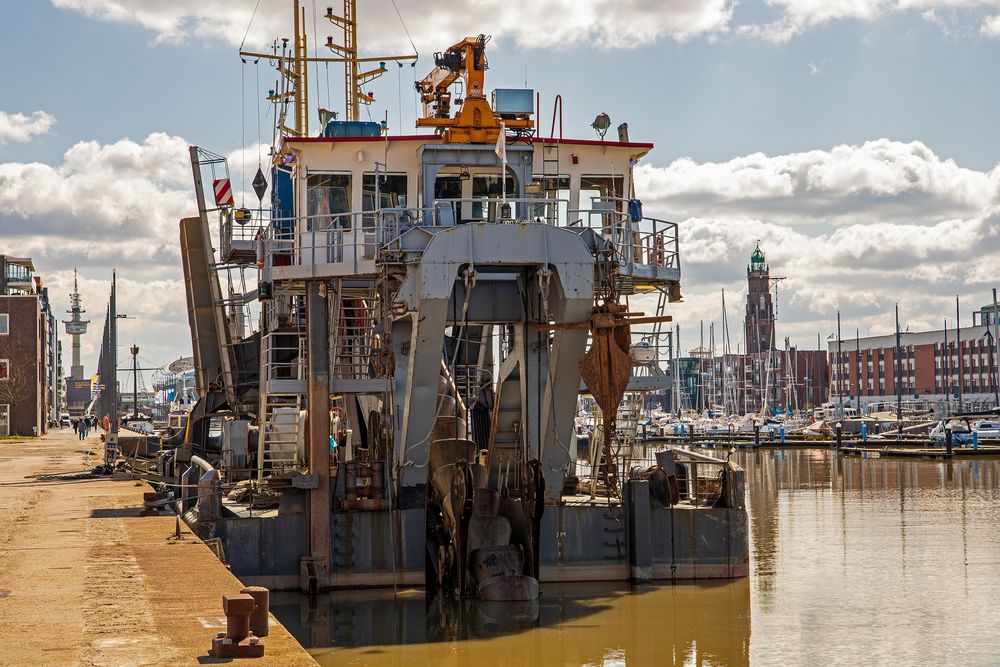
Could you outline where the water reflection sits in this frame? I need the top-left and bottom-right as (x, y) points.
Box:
(740, 449), (1000, 666)
(275, 581), (751, 666)
(271, 449), (1000, 666)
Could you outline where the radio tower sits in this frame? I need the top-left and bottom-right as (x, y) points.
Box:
(64, 269), (89, 379)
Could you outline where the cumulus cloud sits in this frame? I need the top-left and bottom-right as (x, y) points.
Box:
(735, 1), (1000, 42)
(634, 139), (1000, 224)
(50, 0), (735, 51)
(981, 11), (1000, 34)
(631, 139), (1000, 348)
(0, 111), (56, 144)
(0, 132), (264, 371)
(49, 0), (1000, 47)
(647, 210), (1000, 353)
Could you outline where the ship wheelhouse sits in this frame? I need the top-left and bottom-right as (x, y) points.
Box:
(258, 132), (681, 288)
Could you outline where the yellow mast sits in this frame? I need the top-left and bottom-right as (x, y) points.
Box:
(294, 0), (309, 136)
(239, 0), (415, 136)
(326, 1), (413, 123)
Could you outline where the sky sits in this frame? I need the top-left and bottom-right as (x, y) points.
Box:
(3, 0), (1000, 375)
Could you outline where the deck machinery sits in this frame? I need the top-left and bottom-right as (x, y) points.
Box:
(179, 32), (746, 597)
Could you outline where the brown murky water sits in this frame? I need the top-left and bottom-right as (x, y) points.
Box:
(272, 449), (1000, 666)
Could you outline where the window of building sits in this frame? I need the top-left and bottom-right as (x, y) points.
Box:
(306, 173), (352, 230)
(0, 360), (8, 380)
(0, 404), (8, 436)
(0, 314), (7, 335)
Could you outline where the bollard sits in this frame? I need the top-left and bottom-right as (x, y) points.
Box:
(212, 593), (265, 658)
(835, 422), (843, 449)
(973, 430), (979, 450)
(779, 425), (786, 445)
(753, 423), (760, 449)
(860, 422), (868, 445)
(240, 586), (270, 637)
(945, 426), (953, 457)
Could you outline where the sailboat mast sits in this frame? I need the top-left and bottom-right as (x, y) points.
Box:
(836, 311), (843, 422)
(957, 296), (964, 413)
(895, 303), (903, 435)
(856, 328), (861, 414)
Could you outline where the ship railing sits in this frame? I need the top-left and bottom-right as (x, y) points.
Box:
(375, 206), (453, 252)
(568, 199), (680, 274)
(374, 198), (568, 255)
(219, 207), (270, 265)
(618, 446), (744, 506)
(427, 197), (568, 226)
(260, 196), (584, 275)
(262, 211), (378, 276)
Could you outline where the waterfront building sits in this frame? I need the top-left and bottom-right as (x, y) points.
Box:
(827, 313), (1000, 412)
(0, 256), (61, 435)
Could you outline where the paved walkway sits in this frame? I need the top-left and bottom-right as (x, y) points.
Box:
(0, 429), (317, 666)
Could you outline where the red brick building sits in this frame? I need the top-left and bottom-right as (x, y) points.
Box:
(828, 322), (998, 411)
(0, 297), (49, 435)
(0, 256), (61, 436)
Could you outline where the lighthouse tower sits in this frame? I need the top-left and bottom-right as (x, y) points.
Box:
(63, 270), (89, 380)
(744, 243), (775, 355)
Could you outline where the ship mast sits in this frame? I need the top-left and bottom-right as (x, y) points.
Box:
(239, 0), (416, 137)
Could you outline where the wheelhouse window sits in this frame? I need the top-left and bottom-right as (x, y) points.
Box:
(471, 175), (516, 221)
(580, 175), (624, 209)
(306, 173), (352, 231)
(362, 173), (407, 230)
(531, 175), (570, 223)
(432, 175), (463, 224)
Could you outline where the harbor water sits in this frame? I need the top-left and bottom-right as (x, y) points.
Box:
(272, 449), (1000, 666)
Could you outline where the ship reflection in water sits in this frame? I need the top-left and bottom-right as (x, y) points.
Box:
(272, 580), (750, 666)
(272, 450), (1000, 666)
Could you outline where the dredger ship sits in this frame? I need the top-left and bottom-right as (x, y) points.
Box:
(168, 1), (748, 599)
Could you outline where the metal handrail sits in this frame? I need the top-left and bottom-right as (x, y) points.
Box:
(568, 207), (680, 271)
(258, 197), (677, 276)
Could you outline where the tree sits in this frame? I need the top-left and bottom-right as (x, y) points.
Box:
(0, 348), (38, 437)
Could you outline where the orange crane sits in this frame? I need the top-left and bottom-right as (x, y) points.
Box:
(415, 34), (533, 144)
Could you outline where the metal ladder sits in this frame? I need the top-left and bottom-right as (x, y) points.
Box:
(331, 280), (377, 380)
(257, 299), (307, 479)
(541, 141), (561, 225)
(259, 393), (303, 476)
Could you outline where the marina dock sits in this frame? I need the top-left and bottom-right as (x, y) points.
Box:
(0, 429), (317, 666)
(646, 433), (1000, 453)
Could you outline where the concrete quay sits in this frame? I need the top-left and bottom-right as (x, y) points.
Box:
(0, 429), (317, 666)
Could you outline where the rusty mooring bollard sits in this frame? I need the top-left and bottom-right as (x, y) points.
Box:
(212, 593), (265, 658)
(240, 586), (270, 637)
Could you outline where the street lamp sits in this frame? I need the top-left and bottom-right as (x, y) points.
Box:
(130, 345), (139, 420)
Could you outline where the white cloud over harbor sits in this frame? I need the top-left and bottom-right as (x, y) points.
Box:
(0, 111), (56, 145)
(48, 0), (1000, 51)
